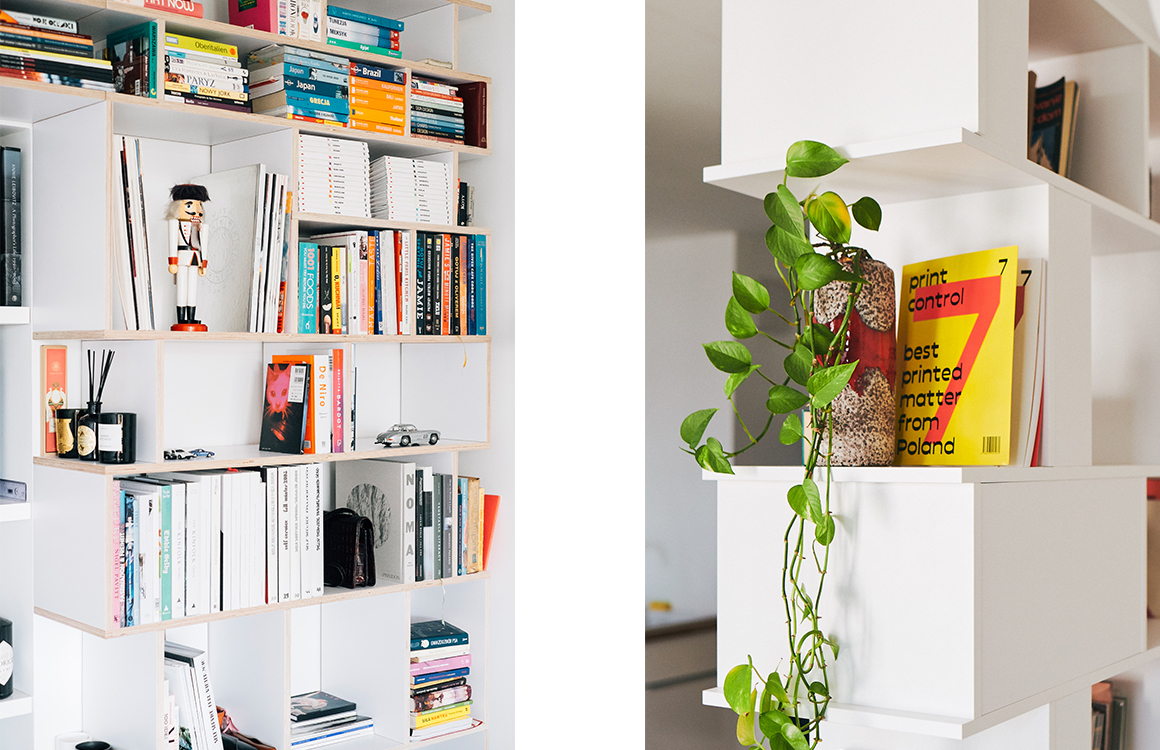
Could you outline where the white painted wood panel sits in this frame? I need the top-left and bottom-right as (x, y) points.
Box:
(400, 5), (457, 67)
(1047, 687), (1089, 750)
(32, 470), (109, 630)
(81, 630), (160, 749)
(211, 609), (289, 747)
(401, 343), (488, 442)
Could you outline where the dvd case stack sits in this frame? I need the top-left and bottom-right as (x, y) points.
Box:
(348, 60), (406, 136)
(370, 155), (455, 226)
(249, 44), (350, 126)
(409, 76), (464, 144)
(297, 134), (370, 217)
(0, 10), (113, 91)
(163, 32), (250, 113)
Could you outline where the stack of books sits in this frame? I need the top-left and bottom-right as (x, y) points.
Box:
(410, 620), (479, 740)
(163, 642), (224, 750)
(347, 60), (406, 136)
(297, 134), (370, 217)
(105, 22), (159, 98)
(325, 5), (402, 59)
(163, 32), (249, 113)
(409, 76), (465, 144)
(0, 10), (113, 91)
(370, 156), (455, 225)
(290, 691), (373, 748)
(249, 44), (349, 126)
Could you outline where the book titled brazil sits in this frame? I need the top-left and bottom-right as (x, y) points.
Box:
(411, 619), (468, 650)
(290, 690), (357, 722)
(259, 362), (309, 453)
(895, 246), (1017, 465)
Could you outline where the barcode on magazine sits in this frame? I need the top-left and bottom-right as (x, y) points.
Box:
(981, 436), (1001, 454)
(289, 365), (307, 403)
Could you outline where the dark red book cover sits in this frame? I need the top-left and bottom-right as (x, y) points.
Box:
(259, 362), (309, 453)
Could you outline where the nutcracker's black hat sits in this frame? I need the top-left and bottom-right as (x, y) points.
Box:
(170, 184), (210, 202)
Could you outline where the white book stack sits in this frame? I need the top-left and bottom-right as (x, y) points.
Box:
(369, 155), (455, 226)
(297, 134), (371, 217)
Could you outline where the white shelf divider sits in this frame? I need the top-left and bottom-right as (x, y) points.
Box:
(0, 308), (29, 325)
(0, 502), (30, 523)
(0, 690), (33, 720)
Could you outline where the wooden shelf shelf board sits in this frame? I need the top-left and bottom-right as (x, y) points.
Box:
(297, 212), (489, 235)
(34, 439), (489, 475)
(330, 721), (486, 749)
(31, 329), (490, 342)
(34, 572), (489, 639)
(703, 127), (1160, 257)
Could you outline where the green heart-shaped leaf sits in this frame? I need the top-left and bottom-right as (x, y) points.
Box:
(794, 252), (864, 291)
(695, 437), (734, 475)
(766, 384), (809, 414)
(767, 672), (791, 705)
(783, 344), (813, 386)
(808, 361), (858, 407)
(764, 184), (807, 239)
(737, 712), (756, 745)
(726, 366), (759, 398)
(815, 514), (836, 545)
(680, 408), (717, 448)
(732, 272), (770, 314)
(851, 196), (882, 231)
(803, 477), (824, 524)
(785, 140), (848, 178)
(704, 341), (752, 373)
(724, 664), (753, 715)
(759, 709), (791, 740)
(787, 484), (809, 518)
(779, 414), (803, 445)
(781, 721), (810, 750)
(805, 191), (852, 244)
(726, 297), (758, 339)
(766, 225), (814, 267)
(809, 681), (830, 698)
(800, 323), (836, 356)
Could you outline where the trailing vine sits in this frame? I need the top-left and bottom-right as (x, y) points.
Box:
(679, 141), (881, 749)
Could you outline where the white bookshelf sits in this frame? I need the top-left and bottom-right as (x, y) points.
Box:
(707, 0), (1160, 746)
(0, 0), (501, 747)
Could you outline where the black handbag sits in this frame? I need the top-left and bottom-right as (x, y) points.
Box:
(323, 507), (376, 588)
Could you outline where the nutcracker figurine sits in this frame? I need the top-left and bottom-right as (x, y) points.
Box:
(167, 184), (210, 331)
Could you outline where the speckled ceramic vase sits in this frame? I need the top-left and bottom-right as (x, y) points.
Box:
(813, 255), (897, 466)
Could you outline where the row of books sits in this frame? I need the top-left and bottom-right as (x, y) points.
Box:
(111, 464), (326, 628)
(298, 133), (370, 215)
(415, 231), (488, 336)
(229, 0), (322, 41)
(2, 147), (20, 306)
(114, 136), (159, 331)
(164, 641), (223, 750)
(260, 351), (355, 456)
(325, 5), (402, 60)
(0, 9), (113, 91)
(335, 461), (495, 584)
(370, 155), (456, 225)
(290, 691), (373, 747)
(409, 620), (480, 739)
(409, 76), (464, 144)
(250, 44), (349, 124)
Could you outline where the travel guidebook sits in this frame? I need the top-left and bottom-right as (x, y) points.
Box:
(894, 246), (1018, 465)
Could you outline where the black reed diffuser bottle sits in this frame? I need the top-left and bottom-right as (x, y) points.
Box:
(77, 350), (114, 462)
(0, 616), (12, 699)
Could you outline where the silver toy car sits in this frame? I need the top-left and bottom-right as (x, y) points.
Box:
(375, 423), (440, 447)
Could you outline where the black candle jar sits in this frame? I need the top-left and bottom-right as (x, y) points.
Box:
(0, 616), (12, 699)
(98, 412), (136, 464)
(76, 401), (101, 462)
(54, 408), (82, 458)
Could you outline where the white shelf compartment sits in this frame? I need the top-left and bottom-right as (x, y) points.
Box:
(705, 467), (1147, 739)
(0, 691), (34, 720)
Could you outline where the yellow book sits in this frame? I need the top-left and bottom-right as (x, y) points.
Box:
(164, 82), (246, 101)
(895, 246), (1018, 465)
(331, 245), (343, 335)
(410, 703), (471, 729)
(164, 33), (237, 59)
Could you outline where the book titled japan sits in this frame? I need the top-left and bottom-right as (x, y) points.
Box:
(259, 362), (309, 453)
(895, 246), (1018, 465)
(290, 690), (357, 722)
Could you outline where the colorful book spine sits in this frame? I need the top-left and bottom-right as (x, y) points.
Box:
(252, 60), (348, 86)
(0, 10), (78, 32)
(475, 235), (486, 335)
(368, 231), (379, 334)
(299, 242), (318, 333)
(332, 348), (344, 452)
(255, 89), (348, 114)
(373, 230), (384, 334)
(326, 25), (400, 50)
(159, 484), (172, 621)
(279, 75), (348, 100)
(331, 245), (343, 333)
(411, 667), (469, 686)
(326, 5), (405, 31)
(325, 37), (402, 59)
(164, 33), (237, 59)
(326, 15), (401, 40)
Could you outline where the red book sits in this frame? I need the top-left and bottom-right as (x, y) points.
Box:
(482, 494), (499, 570)
(331, 347), (344, 453)
(228, 0), (277, 32)
(143, 0), (205, 18)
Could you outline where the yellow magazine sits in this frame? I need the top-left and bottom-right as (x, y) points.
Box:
(895, 246), (1018, 465)
(164, 33), (237, 58)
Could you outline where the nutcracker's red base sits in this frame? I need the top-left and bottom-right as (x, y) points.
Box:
(171, 323), (208, 332)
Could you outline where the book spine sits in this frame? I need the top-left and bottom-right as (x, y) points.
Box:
(432, 475), (442, 580)
(165, 56), (248, 79)
(475, 235), (486, 335)
(348, 119), (404, 136)
(0, 33), (92, 56)
(414, 233), (426, 334)
(164, 47), (237, 68)
(452, 235), (462, 336)
(183, 484), (200, 617)
(172, 486), (185, 618)
(466, 235), (476, 335)
(411, 111), (465, 129)
(409, 632), (469, 651)
(325, 37), (402, 59)
(300, 466), (314, 599)
(209, 478), (221, 613)
(443, 474), (454, 577)
(280, 75), (347, 99)
(251, 61), (347, 86)
(311, 463), (323, 597)
(458, 476), (466, 576)
(266, 470), (277, 603)
(327, 16), (401, 40)
(2, 147), (20, 306)
(299, 242), (318, 334)
(290, 466), (301, 599)
(112, 483), (124, 629)
(319, 243), (332, 333)
(326, 5), (405, 32)
(331, 349), (344, 453)
(166, 80), (246, 100)
(399, 230), (410, 335)
(326, 25), (400, 50)
(349, 73), (405, 92)
(331, 245), (343, 333)
(192, 651), (223, 748)
(124, 491), (136, 626)
(349, 107), (405, 126)
(277, 469), (290, 601)
(164, 32), (238, 59)
(350, 92), (406, 112)
(160, 486), (172, 620)
(404, 464), (416, 584)
(1, 10), (78, 32)
(165, 72), (247, 94)
(372, 230), (383, 334)
(414, 468), (424, 582)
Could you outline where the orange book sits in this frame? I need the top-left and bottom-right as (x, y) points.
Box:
(349, 93), (407, 112)
(41, 345), (67, 454)
(349, 106), (405, 127)
(350, 76), (405, 95)
(350, 82), (406, 102)
(349, 119), (404, 136)
(482, 493), (500, 570)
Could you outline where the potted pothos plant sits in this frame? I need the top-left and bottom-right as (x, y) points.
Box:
(679, 140), (883, 750)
